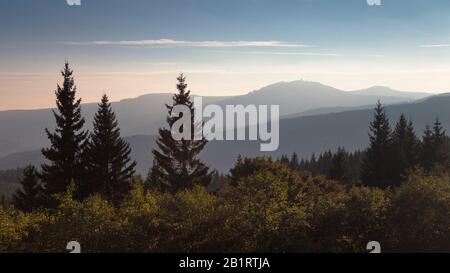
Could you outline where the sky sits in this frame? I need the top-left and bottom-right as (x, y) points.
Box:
(1, 0), (450, 110)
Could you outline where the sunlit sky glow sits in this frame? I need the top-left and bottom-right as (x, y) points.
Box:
(1, 0), (450, 110)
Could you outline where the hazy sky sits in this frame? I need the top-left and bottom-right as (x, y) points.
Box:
(1, 0), (450, 110)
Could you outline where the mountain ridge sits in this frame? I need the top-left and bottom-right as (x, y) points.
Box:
(2, 93), (450, 174)
(0, 80), (438, 158)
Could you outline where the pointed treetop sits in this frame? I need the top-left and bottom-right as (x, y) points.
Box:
(433, 118), (446, 137)
(101, 93), (109, 104)
(62, 61), (73, 77)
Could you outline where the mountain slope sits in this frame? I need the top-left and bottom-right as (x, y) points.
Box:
(2, 94), (449, 174)
(0, 80), (435, 159)
(0, 94), (231, 157)
(348, 86), (431, 100)
(214, 80), (423, 117)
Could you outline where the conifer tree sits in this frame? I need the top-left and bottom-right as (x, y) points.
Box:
(145, 159), (162, 191)
(362, 101), (393, 187)
(329, 148), (350, 183)
(431, 118), (450, 170)
(279, 155), (290, 166)
(13, 166), (45, 212)
(391, 114), (420, 184)
(289, 152), (300, 170)
(421, 118), (450, 172)
(310, 153), (317, 173)
(149, 74), (211, 192)
(421, 125), (434, 172)
(84, 94), (136, 204)
(41, 62), (88, 200)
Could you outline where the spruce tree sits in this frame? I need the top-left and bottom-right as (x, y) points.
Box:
(84, 95), (137, 204)
(41, 62), (88, 200)
(362, 101), (393, 187)
(279, 155), (290, 166)
(149, 74), (211, 192)
(391, 114), (420, 184)
(145, 159), (162, 191)
(405, 119), (420, 164)
(289, 152), (300, 170)
(13, 166), (45, 212)
(420, 118), (450, 172)
(431, 118), (450, 170)
(329, 148), (350, 183)
(420, 125), (434, 172)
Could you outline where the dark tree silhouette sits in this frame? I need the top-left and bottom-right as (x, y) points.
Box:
(145, 159), (162, 191)
(421, 118), (450, 172)
(391, 114), (420, 183)
(13, 166), (45, 212)
(329, 147), (350, 183)
(41, 62), (88, 201)
(362, 101), (393, 188)
(84, 94), (136, 204)
(289, 152), (299, 170)
(149, 74), (211, 192)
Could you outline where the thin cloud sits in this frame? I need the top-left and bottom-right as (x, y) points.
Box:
(419, 44), (450, 48)
(65, 39), (311, 48)
(240, 51), (340, 57)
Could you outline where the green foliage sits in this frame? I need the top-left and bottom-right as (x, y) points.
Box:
(0, 205), (46, 252)
(340, 187), (390, 252)
(388, 169), (450, 252)
(230, 156), (290, 184)
(2, 163), (450, 253)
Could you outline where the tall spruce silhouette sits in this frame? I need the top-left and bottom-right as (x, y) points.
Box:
(13, 166), (45, 212)
(84, 94), (136, 204)
(391, 114), (420, 184)
(362, 101), (393, 187)
(149, 74), (211, 192)
(41, 62), (88, 200)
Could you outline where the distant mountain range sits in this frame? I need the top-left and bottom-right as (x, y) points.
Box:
(347, 86), (431, 100)
(0, 83), (446, 175)
(0, 80), (433, 158)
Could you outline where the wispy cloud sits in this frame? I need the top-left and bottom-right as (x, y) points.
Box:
(419, 44), (450, 48)
(238, 51), (340, 57)
(65, 39), (311, 48)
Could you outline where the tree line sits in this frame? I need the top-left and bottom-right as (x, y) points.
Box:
(279, 101), (450, 188)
